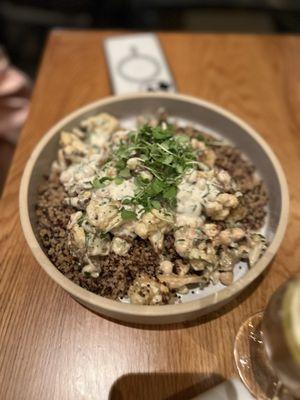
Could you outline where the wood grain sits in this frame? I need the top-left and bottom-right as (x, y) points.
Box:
(0, 31), (299, 400)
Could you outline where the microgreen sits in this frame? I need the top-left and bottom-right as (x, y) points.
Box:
(163, 186), (177, 199)
(114, 177), (124, 185)
(111, 124), (197, 211)
(120, 209), (137, 220)
(91, 176), (112, 188)
(119, 168), (131, 178)
(121, 197), (133, 205)
(151, 200), (161, 209)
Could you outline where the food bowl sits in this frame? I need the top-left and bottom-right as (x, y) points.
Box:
(19, 93), (289, 324)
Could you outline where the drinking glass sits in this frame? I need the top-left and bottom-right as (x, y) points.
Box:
(234, 277), (300, 400)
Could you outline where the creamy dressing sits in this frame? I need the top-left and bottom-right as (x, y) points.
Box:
(89, 131), (111, 148)
(176, 172), (208, 226)
(60, 155), (104, 193)
(60, 163), (96, 193)
(95, 179), (136, 201)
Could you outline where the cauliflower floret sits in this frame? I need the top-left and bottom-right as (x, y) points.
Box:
(87, 236), (111, 256)
(174, 226), (198, 258)
(217, 193), (239, 208)
(174, 226), (198, 257)
(134, 209), (173, 250)
(217, 170), (231, 186)
(81, 113), (119, 135)
(60, 131), (87, 158)
(65, 191), (91, 209)
(60, 159), (99, 194)
(70, 225), (86, 249)
(248, 234), (267, 266)
(67, 211), (83, 230)
(111, 237), (131, 256)
(218, 249), (239, 271)
(67, 211), (85, 249)
(86, 199), (122, 231)
(159, 260), (173, 274)
(157, 273), (203, 290)
(219, 271), (234, 286)
(217, 227), (245, 246)
(128, 274), (170, 305)
(175, 260), (190, 276)
(112, 220), (136, 239)
(175, 214), (203, 229)
(203, 223), (219, 239)
(204, 193), (239, 220)
(190, 242), (218, 264)
(82, 259), (99, 278)
(81, 113), (119, 148)
(186, 169), (200, 184)
(149, 230), (165, 252)
(202, 148), (216, 168)
(190, 259), (208, 271)
(111, 129), (129, 145)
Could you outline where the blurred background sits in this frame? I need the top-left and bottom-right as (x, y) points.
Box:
(1, 0), (300, 194)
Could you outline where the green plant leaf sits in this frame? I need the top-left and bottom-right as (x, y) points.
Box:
(121, 209), (137, 220)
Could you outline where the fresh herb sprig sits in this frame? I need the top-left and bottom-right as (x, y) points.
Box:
(113, 124), (197, 211)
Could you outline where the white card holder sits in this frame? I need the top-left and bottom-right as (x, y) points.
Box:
(104, 33), (176, 95)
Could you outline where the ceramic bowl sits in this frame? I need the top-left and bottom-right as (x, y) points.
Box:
(19, 93), (289, 324)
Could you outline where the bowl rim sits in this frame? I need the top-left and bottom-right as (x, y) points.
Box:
(19, 92), (289, 319)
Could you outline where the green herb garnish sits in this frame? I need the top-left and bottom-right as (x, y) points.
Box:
(163, 186), (177, 199)
(120, 209), (137, 220)
(114, 177), (124, 185)
(151, 200), (161, 209)
(119, 168), (131, 178)
(112, 124), (196, 211)
(92, 176), (112, 188)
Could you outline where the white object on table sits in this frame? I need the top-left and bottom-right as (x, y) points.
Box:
(104, 33), (176, 94)
(193, 378), (255, 400)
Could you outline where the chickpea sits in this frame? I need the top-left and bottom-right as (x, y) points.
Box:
(127, 157), (141, 170)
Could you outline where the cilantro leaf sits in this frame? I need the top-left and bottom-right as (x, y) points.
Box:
(122, 197), (133, 205)
(149, 178), (165, 195)
(92, 176), (112, 188)
(151, 200), (161, 209)
(152, 127), (173, 140)
(121, 209), (137, 220)
(119, 168), (131, 178)
(163, 186), (177, 199)
(112, 123), (197, 211)
(114, 177), (124, 185)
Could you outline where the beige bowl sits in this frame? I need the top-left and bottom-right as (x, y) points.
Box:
(19, 93), (289, 324)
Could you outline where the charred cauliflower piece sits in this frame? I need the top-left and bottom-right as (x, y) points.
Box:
(128, 274), (171, 305)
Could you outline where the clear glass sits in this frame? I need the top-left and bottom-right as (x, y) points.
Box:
(234, 277), (300, 400)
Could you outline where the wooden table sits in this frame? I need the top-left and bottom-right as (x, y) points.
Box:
(0, 31), (299, 400)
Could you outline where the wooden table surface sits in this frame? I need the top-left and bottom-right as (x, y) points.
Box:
(0, 31), (299, 400)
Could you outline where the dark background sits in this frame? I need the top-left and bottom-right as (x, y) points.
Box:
(1, 0), (300, 78)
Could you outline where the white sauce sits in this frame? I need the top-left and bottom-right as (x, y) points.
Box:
(176, 172), (208, 226)
(60, 156), (103, 193)
(94, 179), (136, 201)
